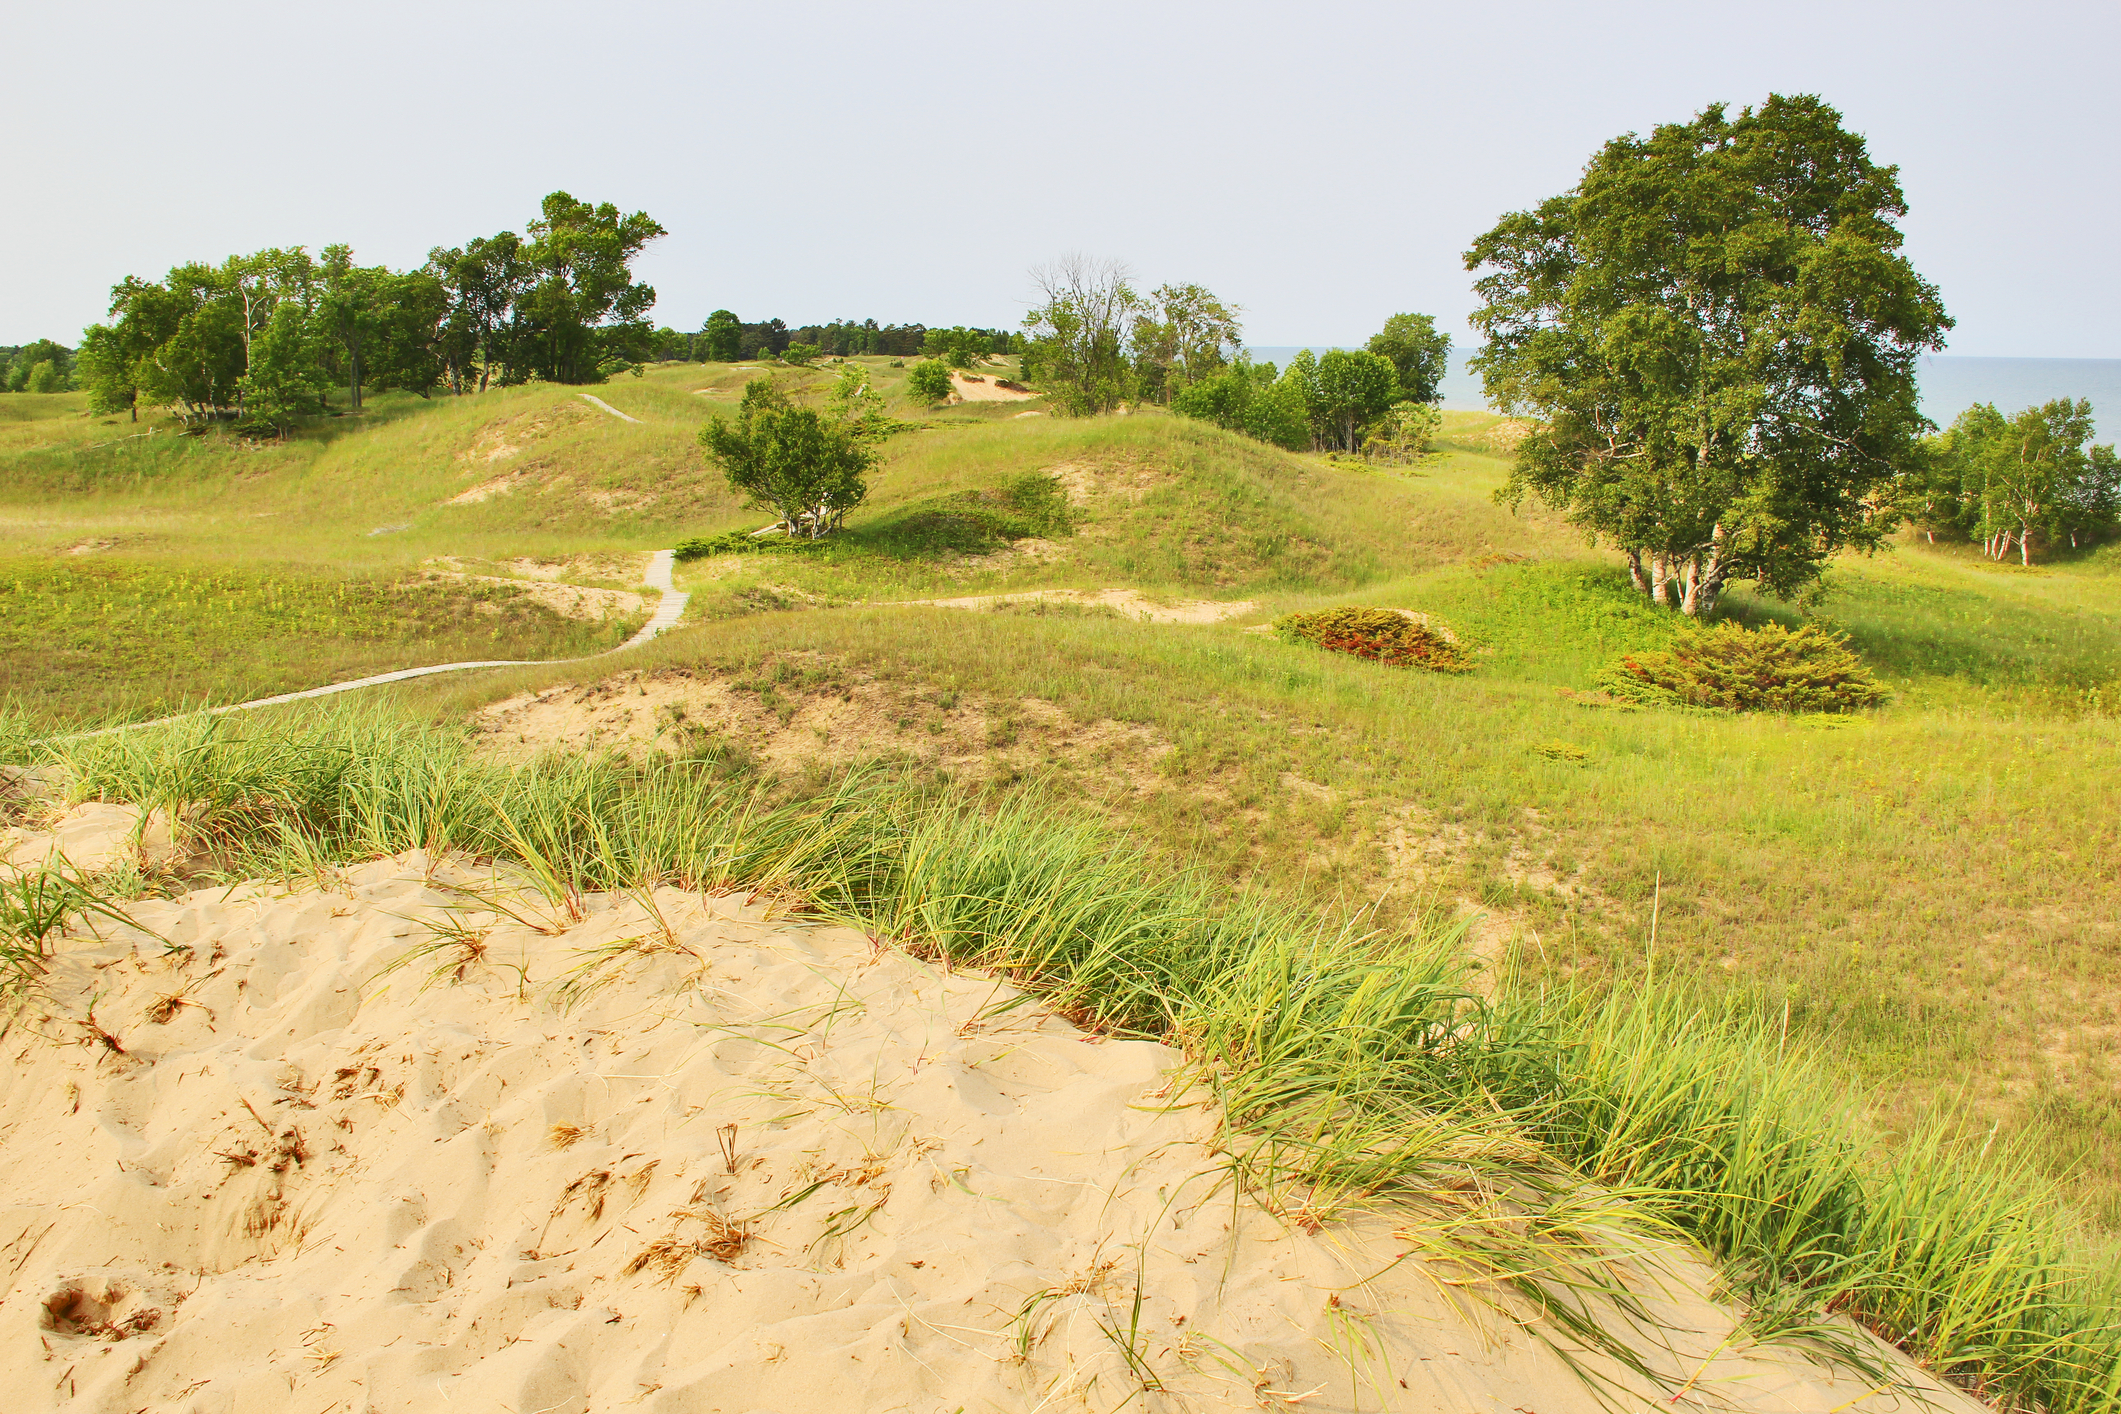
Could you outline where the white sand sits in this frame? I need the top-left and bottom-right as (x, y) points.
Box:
(1, 843), (1980, 1413)
(948, 373), (1040, 403)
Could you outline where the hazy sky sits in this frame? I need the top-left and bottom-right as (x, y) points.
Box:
(7, 0), (2116, 356)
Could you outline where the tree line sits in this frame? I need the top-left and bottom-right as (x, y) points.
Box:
(668, 315), (1017, 364)
(1905, 399), (2119, 563)
(68, 192), (664, 429)
(1021, 255), (1451, 457)
(0, 341), (76, 393)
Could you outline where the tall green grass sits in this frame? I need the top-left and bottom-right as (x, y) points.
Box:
(11, 703), (2114, 1409)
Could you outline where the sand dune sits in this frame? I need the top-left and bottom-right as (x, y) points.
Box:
(1, 837), (1980, 1413)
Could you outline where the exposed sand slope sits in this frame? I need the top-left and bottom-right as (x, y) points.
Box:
(948, 373), (1040, 403)
(1, 849), (1981, 1413)
(418, 572), (652, 623)
(471, 664), (1171, 791)
(895, 588), (1258, 624)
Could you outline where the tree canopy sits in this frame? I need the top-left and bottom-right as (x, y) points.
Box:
(1022, 256), (1139, 416)
(2, 340), (76, 393)
(1366, 313), (1450, 404)
(1910, 399), (2120, 562)
(75, 192), (662, 430)
(1467, 94), (1952, 616)
(698, 377), (876, 538)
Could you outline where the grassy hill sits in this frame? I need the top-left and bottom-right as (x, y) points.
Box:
(9, 374), (2121, 1198)
(9, 365), (2121, 1401)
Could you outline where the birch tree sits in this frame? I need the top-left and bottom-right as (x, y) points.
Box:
(1467, 94), (1951, 616)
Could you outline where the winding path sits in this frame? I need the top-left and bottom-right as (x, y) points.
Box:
(71, 551), (690, 737)
(578, 393), (641, 424)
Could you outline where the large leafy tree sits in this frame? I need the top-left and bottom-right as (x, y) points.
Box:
(1022, 255), (1137, 415)
(698, 378), (875, 538)
(239, 301), (333, 433)
(509, 192), (666, 384)
(428, 234), (527, 393)
(3, 339), (74, 393)
(700, 309), (742, 362)
(1366, 312), (1450, 404)
(317, 246), (387, 411)
(1276, 348), (1400, 451)
(1467, 94), (1951, 616)
(1172, 357), (1309, 450)
(1130, 283), (1242, 404)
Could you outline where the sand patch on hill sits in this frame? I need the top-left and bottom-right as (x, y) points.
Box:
(428, 553), (652, 588)
(1050, 460), (1167, 507)
(471, 661), (1171, 791)
(417, 571), (650, 623)
(1, 801), (175, 873)
(900, 588), (1257, 624)
(454, 404), (596, 468)
(948, 372), (1040, 402)
(447, 474), (522, 505)
(0, 836), (1985, 1414)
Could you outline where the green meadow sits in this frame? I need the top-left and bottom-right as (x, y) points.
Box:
(5, 360), (2121, 1405)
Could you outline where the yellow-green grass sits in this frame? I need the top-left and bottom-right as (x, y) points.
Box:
(406, 525), (2121, 1228)
(13, 383), (2121, 1225)
(8, 703), (2113, 1413)
(0, 555), (646, 725)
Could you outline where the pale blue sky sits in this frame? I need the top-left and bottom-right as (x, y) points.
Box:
(6, 0), (2115, 356)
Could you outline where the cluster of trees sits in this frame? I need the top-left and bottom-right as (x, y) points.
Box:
(1167, 324), (1448, 456)
(1020, 256), (1448, 456)
(73, 192), (663, 429)
(1469, 95), (1953, 617)
(0, 340), (75, 393)
(1905, 399), (2119, 562)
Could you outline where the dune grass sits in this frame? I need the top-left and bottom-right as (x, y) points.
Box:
(12, 380), (2121, 1355)
(9, 701), (2118, 1411)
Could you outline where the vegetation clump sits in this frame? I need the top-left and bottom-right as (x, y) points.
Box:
(904, 358), (954, 407)
(698, 377), (876, 539)
(1599, 621), (1889, 713)
(1274, 606), (1472, 673)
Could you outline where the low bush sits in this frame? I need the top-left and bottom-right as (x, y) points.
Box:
(905, 359), (954, 406)
(1600, 621), (1890, 713)
(672, 531), (823, 561)
(1274, 606), (1472, 673)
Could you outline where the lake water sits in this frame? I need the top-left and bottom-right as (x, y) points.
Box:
(1244, 347), (2121, 439)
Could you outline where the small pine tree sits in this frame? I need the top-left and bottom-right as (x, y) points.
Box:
(1600, 621), (1888, 713)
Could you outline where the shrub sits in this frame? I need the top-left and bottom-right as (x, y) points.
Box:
(905, 359), (954, 406)
(1274, 606), (1472, 673)
(1599, 621), (1889, 713)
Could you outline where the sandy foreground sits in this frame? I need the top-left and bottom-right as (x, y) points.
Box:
(0, 809), (1982, 1414)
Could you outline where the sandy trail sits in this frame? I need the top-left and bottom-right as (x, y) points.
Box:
(892, 587), (1258, 624)
(577, 393), (642, 424)
(0, 843), (1979, 1414)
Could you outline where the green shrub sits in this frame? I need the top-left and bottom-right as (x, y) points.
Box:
(905, 359), (954, 406)
(1600, 621), (1889, 713)
(1274, 606), (1472, 673)
(673, 530), (827, 561)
